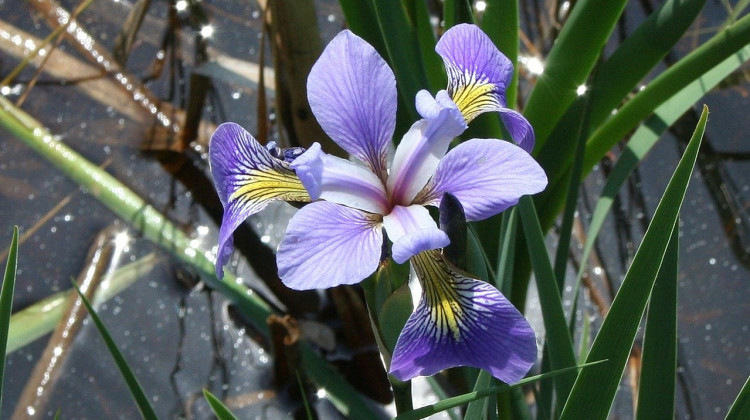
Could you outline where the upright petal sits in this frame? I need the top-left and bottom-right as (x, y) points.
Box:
(292, 144), (389, 215)
(307, 30), (396, 177)
(415, 138), (547, 221)
(277, 202), (384, 290)
(387, 91), (466, 205)
(436, 24), (512, 123)
(209, 123), (310, 278)
(382, 205), (449, 263)
(390, 250), (537, 383)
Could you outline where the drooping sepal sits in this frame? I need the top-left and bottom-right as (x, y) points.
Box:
(209, 122), (310, 278)
(436, 24), (535, 152)
(389, 250), (537, 383)
(436, 24), (511, 121)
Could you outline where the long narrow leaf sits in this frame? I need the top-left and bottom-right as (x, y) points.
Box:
(72, 281), (159, 420)
(635, 221), (679, 420)
(203, 389), (239, 420)
(524, 0), (628, 149)
(465, 370), (493, 420)
(538, 0), (705, 174)
(395, 361), (605, 420)
(413, 0), (446, 91)
(443, 0), (474, 29)
(582, 17), (750, 172)
(538, 14), (750, 232)
(337, 0), (387, 56)
(481, 0), (519, 107)
(726, 375), (750, 420)
(371, 0), (426, 122)
(0, 226), (19, 412)
(7, 253), (161, 354)
(560, 105), (708, 420)
(518, 196), (577, 407)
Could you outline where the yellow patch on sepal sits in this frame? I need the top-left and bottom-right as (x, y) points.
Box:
(230, 166), (310, 207)
(448, 69), (502, 123)
(412, 250), (466, 341)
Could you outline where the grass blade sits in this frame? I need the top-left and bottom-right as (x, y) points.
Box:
(370, 0), (427, 122)
(443, 0), (474, 29)
(338, 0), (387, 56)
(72, 281), (159, 420)
(480, 0), (519, 107)
(464, 370), (493, 419)
(726, 375), (750, 420)
(539, 0), (705, 172)
(523, 0), (628, 149)
(560, 105), (708, 420)
(0, 226), (19, 412)
(203, 389), (239, 420)
(635, 221), (679, 420)
(413, 0), (446, 91)
(518, 196), (577, 408)
(395, 361), (604, 420)
(581, 16), (750, 185)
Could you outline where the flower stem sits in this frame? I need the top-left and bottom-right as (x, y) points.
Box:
(391, 376), (413, 414)
(361, 263), (415, 414)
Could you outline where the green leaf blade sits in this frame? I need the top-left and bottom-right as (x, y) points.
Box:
(518, 197), (577, 406)
(635, 221), (679, 420)
(726, 375), (750, 420)
(560, 105), (709, 420)
(524, 0), (628, 149)
(72, 282), (160, 420)
(203, 389), (239, 420)
(0, 226), (20, 412)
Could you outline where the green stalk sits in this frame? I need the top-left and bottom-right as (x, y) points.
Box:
(0, 226), (19, 413)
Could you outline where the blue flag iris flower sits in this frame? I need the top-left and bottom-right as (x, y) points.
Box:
(209, 24), (546, 383)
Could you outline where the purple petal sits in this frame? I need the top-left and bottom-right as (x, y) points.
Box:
(209, 122), (309, 279)
(436, 24), (513, 123)
(415, 138), (547, 221)
(499, 108), (535, 153)
(387, 90), (467, 205)
(382, 205), (449, 263)
(307, 30), (396, 177)
(277, 202), (383, 290)
(390, 250), (537, 383)
(292, 144), (389, 214)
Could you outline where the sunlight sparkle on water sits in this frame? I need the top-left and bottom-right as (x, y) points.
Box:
(576, 84), (588, 96)
(114, 230), (131, 250)
(520, 55), (544, 76)
(200, 25), (215, 39)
